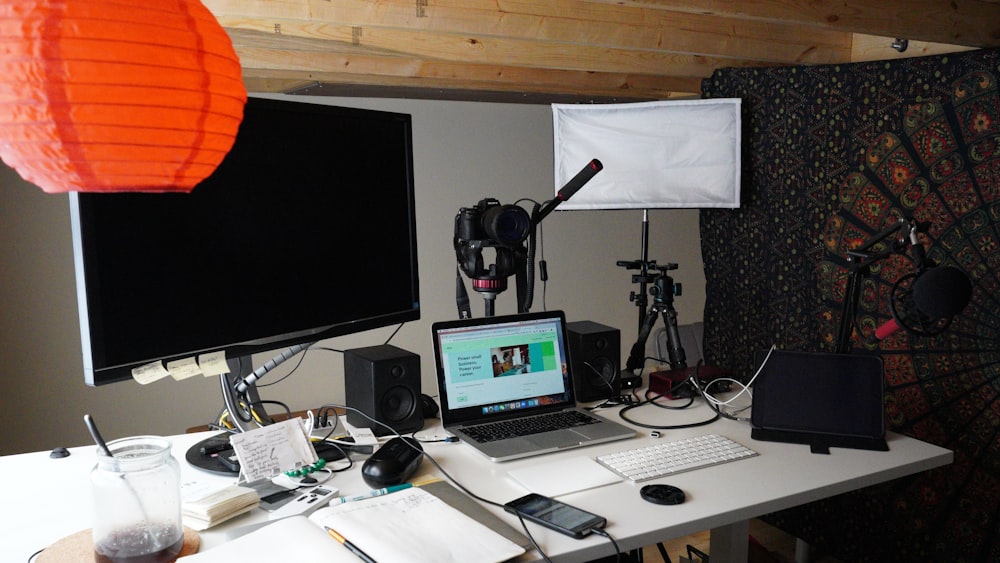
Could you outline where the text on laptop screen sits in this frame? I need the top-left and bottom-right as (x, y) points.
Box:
(437, 317), (570, 413)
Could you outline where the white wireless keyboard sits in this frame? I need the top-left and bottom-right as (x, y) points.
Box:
(596, 434), (758, 482)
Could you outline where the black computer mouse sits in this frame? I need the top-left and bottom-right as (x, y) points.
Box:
(361, 437), (424, 488)
(640, 484), (686, 505)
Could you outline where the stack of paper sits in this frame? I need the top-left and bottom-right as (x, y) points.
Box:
(181, 482), (260, 530)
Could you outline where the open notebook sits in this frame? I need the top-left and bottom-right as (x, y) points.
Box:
(431, 310), (634, 461)
(180, 485), (525, 563)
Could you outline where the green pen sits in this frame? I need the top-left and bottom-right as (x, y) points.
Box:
(331, 483), (412, 505)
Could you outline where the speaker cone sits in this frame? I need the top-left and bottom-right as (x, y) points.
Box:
(380, 385), (417, 423)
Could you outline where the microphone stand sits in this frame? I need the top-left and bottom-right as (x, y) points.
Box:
(835, 217), (914, 353)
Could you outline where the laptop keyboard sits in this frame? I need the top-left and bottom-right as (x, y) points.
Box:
(461, 410), (600, 443)
(596, 434), (758, 482)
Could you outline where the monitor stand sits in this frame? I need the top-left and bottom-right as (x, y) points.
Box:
(186, 355), (274, 475)
(186, 432), (239, 475)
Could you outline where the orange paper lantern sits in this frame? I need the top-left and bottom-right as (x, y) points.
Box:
(0, 0), (247, 193)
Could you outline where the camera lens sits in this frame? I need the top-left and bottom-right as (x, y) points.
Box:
(481, 204), (531, 245)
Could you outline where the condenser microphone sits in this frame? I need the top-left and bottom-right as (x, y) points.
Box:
(870, 265), (972, 342)
(913, 266), (973, 318)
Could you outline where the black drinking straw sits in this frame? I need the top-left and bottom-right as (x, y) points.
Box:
(84, 414), (114, 457)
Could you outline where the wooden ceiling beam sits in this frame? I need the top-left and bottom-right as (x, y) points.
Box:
(595, 0), (1000, 48)
(220, 20), (780, 77)
(209, 0), (851, 64)
(229, 30), (705, 100)
(202, 0), (991, 102)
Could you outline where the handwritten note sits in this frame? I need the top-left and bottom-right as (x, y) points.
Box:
(197, 351), (231, 376)
(132, 361), (171, 385)
(229, 419), (316, 483)
(167, 357), (203, 380)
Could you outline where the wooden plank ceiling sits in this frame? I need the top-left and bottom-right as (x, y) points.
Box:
(203, 0), (1000, 102)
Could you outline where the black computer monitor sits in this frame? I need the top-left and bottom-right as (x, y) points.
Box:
(69, 97), (420, 398)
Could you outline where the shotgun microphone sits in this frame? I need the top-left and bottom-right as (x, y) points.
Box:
(533, 159), (603, 225)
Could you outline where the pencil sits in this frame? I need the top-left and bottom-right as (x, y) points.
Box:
(325, 526), (378, 563)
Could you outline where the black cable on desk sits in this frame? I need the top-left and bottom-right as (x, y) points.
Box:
(618, 398), (720, 429)
(617, 361), (720, 430)
(511, 511), (554, 563)
(590, 527), (623, 562)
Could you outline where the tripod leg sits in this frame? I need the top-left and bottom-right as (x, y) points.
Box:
(658, 307), (687, 369)
(625, 306), (660, 373)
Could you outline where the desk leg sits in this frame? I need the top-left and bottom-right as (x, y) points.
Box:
(709, 519), (749, 562)
(795, 537), (811, 562)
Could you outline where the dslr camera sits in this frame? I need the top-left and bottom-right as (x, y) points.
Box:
(454, 198), (532, 282)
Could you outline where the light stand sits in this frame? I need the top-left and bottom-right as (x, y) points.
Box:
(622, 261), (687, 373)
(616, 210), (653, 334)
(615, 210), (689, 374)
(550, 98), (742, 374)
(614, 210), (662, 333)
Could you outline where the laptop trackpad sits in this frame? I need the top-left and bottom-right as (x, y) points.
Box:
(528, 431), (584, 449)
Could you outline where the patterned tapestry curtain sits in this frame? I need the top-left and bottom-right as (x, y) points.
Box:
(700, 49), (999, 562)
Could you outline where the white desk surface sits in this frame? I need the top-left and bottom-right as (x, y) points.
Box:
(5, 401), (951, 563)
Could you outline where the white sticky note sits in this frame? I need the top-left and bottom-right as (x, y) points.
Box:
(167, 357), (204, 380)
(229, 419), (316, 483)
(132, 361), (171, 385)
(198, 351), (230, 376)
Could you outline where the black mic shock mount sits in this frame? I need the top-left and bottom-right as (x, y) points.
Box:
(834, 216), (960, 353)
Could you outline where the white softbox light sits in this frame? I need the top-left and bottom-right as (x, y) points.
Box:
(552, 99), (742, 210)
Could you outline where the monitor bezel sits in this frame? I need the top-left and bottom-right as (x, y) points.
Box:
(69, 97), (421, 386)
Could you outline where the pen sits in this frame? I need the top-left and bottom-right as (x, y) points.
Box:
(326, 526), (378, 563)
(331, 483), (412, 505)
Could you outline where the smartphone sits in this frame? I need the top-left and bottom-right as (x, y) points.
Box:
(504, 493), (607, 538)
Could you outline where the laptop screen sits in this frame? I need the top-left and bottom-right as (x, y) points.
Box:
(432, 311), (575, 425)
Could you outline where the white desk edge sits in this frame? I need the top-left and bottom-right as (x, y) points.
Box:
(3, 403), (952, 563)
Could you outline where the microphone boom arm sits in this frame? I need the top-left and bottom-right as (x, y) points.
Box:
(836, 216), (921, 353)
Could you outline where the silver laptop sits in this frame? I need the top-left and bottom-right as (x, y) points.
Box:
(431, 310), (635, 461)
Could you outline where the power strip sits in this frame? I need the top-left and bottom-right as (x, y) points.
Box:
(309, 421), (338, 439)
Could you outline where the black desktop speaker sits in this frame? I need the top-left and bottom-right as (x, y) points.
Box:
(344, 344), (423, 436)
(566, 320), (621, 402)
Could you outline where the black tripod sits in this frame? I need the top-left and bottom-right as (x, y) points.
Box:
(620, 262), (687, 373)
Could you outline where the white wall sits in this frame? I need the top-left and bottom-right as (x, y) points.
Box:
(0, 96), (706, 455)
